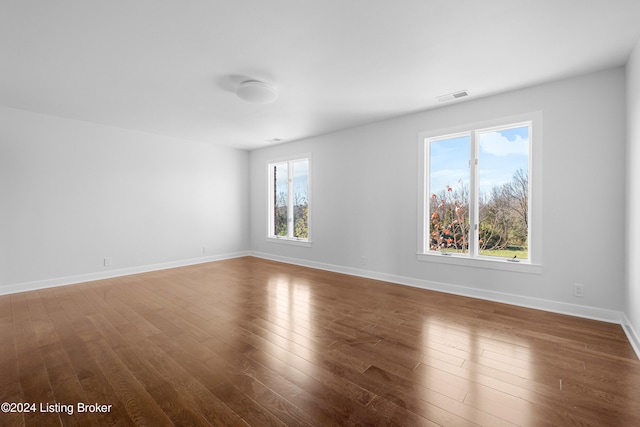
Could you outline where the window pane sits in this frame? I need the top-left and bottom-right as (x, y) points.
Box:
(428, 135), (470, 253)
(478, 125), (529, 260)
(273, 162), (288, 236)
(292, 159), (309, 239)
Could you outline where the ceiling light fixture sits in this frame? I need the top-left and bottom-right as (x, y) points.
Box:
(236, 80), (278, 104)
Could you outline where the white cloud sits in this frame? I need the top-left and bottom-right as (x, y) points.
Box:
(478, 168), (513, 195)
(479, 131), (528, 157)
(429, 168), (469, 193)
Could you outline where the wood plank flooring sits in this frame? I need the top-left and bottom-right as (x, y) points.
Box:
(1, 256), (639, 426)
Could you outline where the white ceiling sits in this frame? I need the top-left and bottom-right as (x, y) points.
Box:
(2, 1), (639, 150)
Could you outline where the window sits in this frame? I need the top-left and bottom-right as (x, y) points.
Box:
(418, 114), (542, 273)
(268, 156), (310, 244)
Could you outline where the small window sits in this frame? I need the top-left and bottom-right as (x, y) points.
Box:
(418, 114), (541, 273)
(268, 156), (310, 243)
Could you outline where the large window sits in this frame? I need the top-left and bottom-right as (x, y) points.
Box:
(268, 156), (310, 244)
(418, 114), (542, 272)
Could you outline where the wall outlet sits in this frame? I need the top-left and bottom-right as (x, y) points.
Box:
(361, 256), (367, 266)
(104, 257), (112, 267)
(202, 246), (207, 254)
(573, 283), (584, 298)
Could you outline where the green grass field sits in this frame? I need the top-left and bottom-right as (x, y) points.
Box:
(438, 247), (528, 259)
(479, 248), (528, 259)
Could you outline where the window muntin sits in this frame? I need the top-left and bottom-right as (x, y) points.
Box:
(268, 157), (310, 241)
(425, 122), (531, 262)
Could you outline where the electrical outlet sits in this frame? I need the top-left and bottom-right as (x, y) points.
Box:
(202, 246), (207, 254)
(361, 256), (367, 266)
(104, 257), (112, 267)
(573, 283), (584, 298)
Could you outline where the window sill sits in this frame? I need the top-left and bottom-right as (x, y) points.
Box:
(266, 236), (312, 247)
(416, 252), (542, 274)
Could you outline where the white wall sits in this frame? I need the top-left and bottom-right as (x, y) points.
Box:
(0, 106), (249, 293)
(626, 40), (640, 349)
(250, 67), (627, 320)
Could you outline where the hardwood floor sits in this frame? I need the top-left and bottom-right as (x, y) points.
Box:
(1, 256), (639, 426)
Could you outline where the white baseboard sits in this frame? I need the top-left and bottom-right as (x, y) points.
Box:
(250, 251), (624, 325)
(0, 251), (250, 296)
(621, 314), (640, 360)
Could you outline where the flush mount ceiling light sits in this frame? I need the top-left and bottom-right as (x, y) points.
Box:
(236, 80), (278, 104)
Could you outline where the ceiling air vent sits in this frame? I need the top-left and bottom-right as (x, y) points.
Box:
(437, 90), (469, 103)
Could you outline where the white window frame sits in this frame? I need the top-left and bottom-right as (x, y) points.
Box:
(417, 112), (542, 274)
(266, 154), (312, 247)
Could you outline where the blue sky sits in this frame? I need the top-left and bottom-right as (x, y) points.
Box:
(429, 126), (529, 197)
